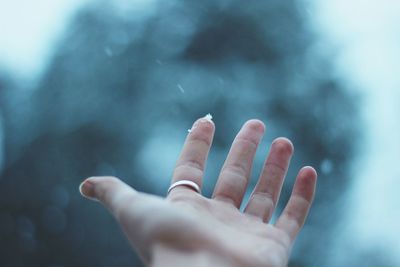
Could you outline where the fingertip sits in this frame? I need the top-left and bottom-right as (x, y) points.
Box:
(190, 114), (215, 134)
(244, 119), (266, 133)
(294, 166), (317, 202)
(300, 166), (318, 182)
(200, 117), (215, 133)
(203, 113), (214, 124)
(272, 137), (294, 155)
(79, 178), (98, 201)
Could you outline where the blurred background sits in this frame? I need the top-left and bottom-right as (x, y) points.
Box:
(0, 0), (399, 266)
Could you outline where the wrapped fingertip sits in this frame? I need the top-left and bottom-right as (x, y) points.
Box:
(189, 114), (215, 134)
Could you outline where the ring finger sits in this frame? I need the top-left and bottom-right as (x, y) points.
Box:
(169, 115), (215, 195)
(244, 137), (294, 222)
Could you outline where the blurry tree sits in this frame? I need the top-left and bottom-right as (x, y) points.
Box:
(0, 0), (364, 266)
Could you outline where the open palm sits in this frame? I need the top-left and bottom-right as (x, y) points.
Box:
(80, 117), (317, 267)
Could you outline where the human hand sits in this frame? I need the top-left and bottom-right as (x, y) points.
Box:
(79, 116), (317, 267)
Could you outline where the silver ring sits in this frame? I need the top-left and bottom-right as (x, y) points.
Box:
(167, 180), (201, 194)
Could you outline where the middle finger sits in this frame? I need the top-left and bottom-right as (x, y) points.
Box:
(212, 119), (265, 208)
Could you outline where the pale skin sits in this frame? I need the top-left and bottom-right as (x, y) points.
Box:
(79, 117), (317, 267)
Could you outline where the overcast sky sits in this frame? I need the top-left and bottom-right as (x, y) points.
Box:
(0, 0), (90, 79)
(312, 0), (400, 263)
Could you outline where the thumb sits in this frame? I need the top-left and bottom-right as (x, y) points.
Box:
(79, 176), (161, 263)
(79, 176), (138, 219)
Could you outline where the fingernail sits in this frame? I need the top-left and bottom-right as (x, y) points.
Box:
(79, 180), (98, 201)
(188, 113), (213, 133)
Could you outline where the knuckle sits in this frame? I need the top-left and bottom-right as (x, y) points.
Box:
(173, 165), (203, 182)
(176, 158), (204, 171)
(189, 131), (213, 146)
(235, 135), (260, 148)
(264, 161), (286, 173)
(224, 161), (248, 177)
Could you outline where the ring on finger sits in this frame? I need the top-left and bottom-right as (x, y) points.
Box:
(167, 180), (201, 195)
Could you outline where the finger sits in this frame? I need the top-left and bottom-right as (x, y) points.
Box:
(79, 176), (141, 221)
(170, 115), (215, 194)
(244, 137), (293, 222)
(212, 119), (265, 207)
(79, 176), (159, 263)
(275, 166), (317, 242)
